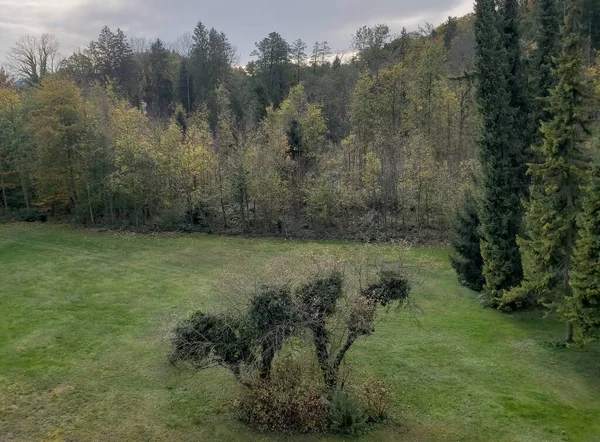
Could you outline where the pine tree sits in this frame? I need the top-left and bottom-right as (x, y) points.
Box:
(567, 163), (600, 344)
(500, 0), (530, 197)
(144, 39), (173, 118)
(519, 0), (590, 341)
(583, 0), (600, 52)
(529, 0), (561, 145)
(178, 58), (195, 112)
(473, 0), (524, 304)
(451, 190), (485, 292)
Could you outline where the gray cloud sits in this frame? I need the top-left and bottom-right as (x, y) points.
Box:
(0, 0), (472, 66)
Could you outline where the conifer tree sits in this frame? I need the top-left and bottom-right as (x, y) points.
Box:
(451, 190), (485, 292)
(529, 0), (561, 145)
(519, 0), (590, 341)
(567, 163), (600, 344)
(178, 58), (195, 112)
(144, 39), (173, 118)
(473, 0), (524, 304)
(500, 0), (529, 197)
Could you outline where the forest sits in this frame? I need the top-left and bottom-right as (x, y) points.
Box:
(0, 2), (598, 239)
(0, 8), (509, 240)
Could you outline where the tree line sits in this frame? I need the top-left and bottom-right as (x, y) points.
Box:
(451, 0), (600, 345)
(0, 3), (599, 251)
(1, 19), (485, 240)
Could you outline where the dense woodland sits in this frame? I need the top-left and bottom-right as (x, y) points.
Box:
(0, 1), (594, 241)
(0, 17), (484, 240)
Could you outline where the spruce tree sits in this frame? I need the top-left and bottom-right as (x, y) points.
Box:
(178, 58), (195, 112)
(474, 0), (524, 304)
(529, 0), (561, 145)
(500, 0), (531, 202)
(519, 0), (590, 341)
(567, 163), (600, 344)
(451, 190), (485, 292)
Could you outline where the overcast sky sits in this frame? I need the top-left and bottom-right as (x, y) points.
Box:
(0, 0), (473, 66)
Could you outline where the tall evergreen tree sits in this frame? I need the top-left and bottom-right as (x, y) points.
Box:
(191, 21), (210, 105)
(144, 39), (173, 118)
(178, 58), (196, 112)
(250, 32), (291, 108)
(190, 22), (235, 129)
(583, 0), (600, 52)
(290, 39), (307, 85)
(474, 0), (524, 304)
(519, 0), (590, 341)
(529, 0), (561, 145)
(91, 27), (139, 101)
(500, 0), (529, 196)
(451, 190), (485, 292)
(567, 163), (600, 344)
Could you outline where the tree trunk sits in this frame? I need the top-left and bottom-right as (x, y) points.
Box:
(18, 169), (30, 214)
(566, 322), (574, 343)
(87, 182), (95, 224)
(0, 168), (8, 213)
(260, 341), (276, 380)
(311, 320), (336, 388)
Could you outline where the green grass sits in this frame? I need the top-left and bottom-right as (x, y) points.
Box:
(1, 223), (599, 442)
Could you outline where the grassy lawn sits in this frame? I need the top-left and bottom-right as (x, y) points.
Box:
(0, 223), (599, 442)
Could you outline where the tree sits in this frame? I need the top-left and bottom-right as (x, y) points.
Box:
(190, 22), (235, 129)
(567, 163), (600, 344)
(529, 0), (561, 145)
(174, 32), (195, 112)
(0, 68), (13, 88)
(518, 0), (591, 341)
(144, 39), (173, 118)
(191, 21), (210, 105)
(451, 190), (485, 291)
(178, 57), (196, 112)
(169, 254), (411, 390)
(63, 27), (140, 102)
(443, 17), (459, 50)
(583, 0), (600, 52)
(0, 86), (34, 215)
(310, 41), (331, 76)
(29, 77), (85, 213)
(500, 0), (529, 195)
(93, 27), (138, 99)
(351, 24), (391, 71)
(7, 34), (60, 84)
(250, 32), (291, 107)
(473, 0), (524, 304)
(290, 39), (307, 84)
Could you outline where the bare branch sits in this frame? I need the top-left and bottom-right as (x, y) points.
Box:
(7, 33), (60, 84)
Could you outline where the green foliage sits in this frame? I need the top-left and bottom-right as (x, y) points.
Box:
(169, 311), (253, 373)
(518, 0), (591, 325)
(360, 269), (411, 306)
(474, 0), (524, 303)
(143, 39), (173, 118)
(528, 0), (561, 145)
(351, 378), (391, 423)
(567, 163), (600, 344)
(327, 389), (368, 436)
(28, 76), (85, 214)
(248, 285), (297, 378)
(299, 270), (343, 317)
(250, 32), (291, 108)
(450, 191), (485, 292)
